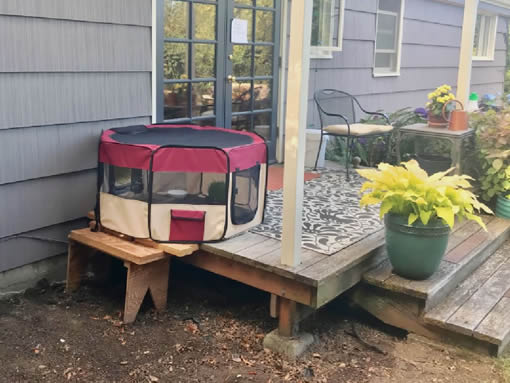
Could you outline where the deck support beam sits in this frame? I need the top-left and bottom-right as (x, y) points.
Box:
(456, 0), (479, 106)
(281, 0), (313, 267)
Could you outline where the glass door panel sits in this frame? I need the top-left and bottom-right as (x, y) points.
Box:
(161, 0), (220, 126)
(159, 0), (279, 161)
(226, 0), (280, 161)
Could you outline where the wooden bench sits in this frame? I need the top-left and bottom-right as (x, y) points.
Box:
(67, 227), (198, 323)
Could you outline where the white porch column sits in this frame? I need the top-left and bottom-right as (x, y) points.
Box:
(280, 0), (313, 267)
(456, 0), (479, 106)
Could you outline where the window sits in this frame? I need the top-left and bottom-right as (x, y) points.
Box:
(374, 0), (405, 76)
(310, 0), (345, 59)
(473, 13), (498, 60)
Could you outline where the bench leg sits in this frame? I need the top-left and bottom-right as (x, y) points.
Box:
(66, 240), (91, 292)
(123, 258), (170, 324)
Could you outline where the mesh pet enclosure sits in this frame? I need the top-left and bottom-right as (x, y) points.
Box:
(97, 124), (268, 243)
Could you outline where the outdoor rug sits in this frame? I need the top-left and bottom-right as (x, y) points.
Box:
(267, 165), (320, 191)
(251, 168), (384, 255)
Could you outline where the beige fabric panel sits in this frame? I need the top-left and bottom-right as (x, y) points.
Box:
(100, 192), (150, 238)
(150, 204), (226, 241)
(225, 163), (267, 238)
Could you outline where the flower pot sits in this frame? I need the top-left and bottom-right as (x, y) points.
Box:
(495, 194), (510, 219)
(384, 214), (451, 280)
(416, 154), (451, 175)
(428, 114), (448, 128)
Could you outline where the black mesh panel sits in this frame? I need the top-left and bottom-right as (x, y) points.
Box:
(102, 164), (149, 202)
(152, 172), (228, 205)
(231, 165), (260, 225)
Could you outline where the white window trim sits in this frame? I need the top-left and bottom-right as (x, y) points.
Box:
(473, 13), (498, 61)
(310, 0), (345, 59)
(373, 0), (405, 77)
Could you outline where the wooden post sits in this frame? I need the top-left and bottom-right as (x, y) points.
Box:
(456, 0), (479, 106)
(270, 294), (280, 318)
(66, 240), (91, 292)
(281, 0), (313, 267)
(278, 297), (299, 337)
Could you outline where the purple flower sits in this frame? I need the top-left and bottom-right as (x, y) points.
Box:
(414, 107), (428, 118)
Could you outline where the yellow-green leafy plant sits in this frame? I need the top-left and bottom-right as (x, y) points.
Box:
(426, 84), (456, 117)
(357, 160), (492, 229)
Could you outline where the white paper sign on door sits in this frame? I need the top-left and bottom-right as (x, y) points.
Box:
(231, 18), (248, 44)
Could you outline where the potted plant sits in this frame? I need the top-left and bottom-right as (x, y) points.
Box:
(426, 84), (456, 128)
(471, 107), (510, 218)
(357, 160), (491, 280)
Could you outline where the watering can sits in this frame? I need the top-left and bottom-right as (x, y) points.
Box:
(442, 99), (468, 131)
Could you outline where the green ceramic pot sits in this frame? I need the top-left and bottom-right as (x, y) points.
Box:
(495, 194), (510, 219)
(384, 214), (451, 280)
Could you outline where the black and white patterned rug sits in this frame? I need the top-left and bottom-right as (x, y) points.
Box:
(251, 169), (383, 255)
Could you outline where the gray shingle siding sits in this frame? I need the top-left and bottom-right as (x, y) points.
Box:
(0, 3), (152, 272)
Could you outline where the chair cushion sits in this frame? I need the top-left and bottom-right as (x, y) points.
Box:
(324, 123), (393, 136)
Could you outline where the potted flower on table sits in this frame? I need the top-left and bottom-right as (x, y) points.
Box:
(357, 160), (491, 280)
(426, 84), (456, 128)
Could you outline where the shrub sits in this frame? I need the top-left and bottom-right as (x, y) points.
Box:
(357, 160), (491, 228)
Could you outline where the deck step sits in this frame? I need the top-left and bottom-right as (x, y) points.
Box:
(363, 216), (510, 311)
(424, 240), (510, 356)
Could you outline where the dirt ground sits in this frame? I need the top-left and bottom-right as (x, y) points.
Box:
(0, 259), (506, 383)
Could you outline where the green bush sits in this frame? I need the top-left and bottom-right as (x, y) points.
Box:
(470, 107), (510, 201)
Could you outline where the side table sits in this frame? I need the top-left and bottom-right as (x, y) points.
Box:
(396, 123), (475, 175)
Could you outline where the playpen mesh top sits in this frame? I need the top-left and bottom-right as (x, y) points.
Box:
(99, 125), (267, 173)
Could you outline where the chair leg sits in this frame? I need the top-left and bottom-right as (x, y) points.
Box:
(385, 133), (392, 163)
(345, 137), (351, 181)
(314, 131), (324, 171)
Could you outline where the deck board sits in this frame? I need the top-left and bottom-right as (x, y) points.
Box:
(300, 230), (385, 281)
(446, 258), (510, 336)
(425, 246), (510, 327)
(363, 217), (510, 305)
(473, 297), (510, 346)
(255, 248), (327, 286)
(209, 232), (269, 255)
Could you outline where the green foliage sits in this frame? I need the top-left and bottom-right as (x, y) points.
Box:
(208, 181), (227, 203)
(357, 160), (491, 229)
(470, 107), (510, 201)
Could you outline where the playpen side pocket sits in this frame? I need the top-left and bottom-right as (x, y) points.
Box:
(169, 210), (206, 241)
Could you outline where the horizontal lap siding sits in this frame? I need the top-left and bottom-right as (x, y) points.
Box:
(0, 3), (152, 272)
(307, 0), (508, 128)
(0, 117), (151, 185)
(0, 0), (151, 26)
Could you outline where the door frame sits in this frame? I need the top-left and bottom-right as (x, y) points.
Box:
(151, 0), (283, 162)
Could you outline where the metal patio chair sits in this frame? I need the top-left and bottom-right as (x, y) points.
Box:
(314, 89), (394, 179)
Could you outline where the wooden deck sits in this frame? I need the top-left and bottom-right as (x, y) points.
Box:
(184, 229), (386, 309)
(351, 215), (510, 356)
(424, 240), (510, 356)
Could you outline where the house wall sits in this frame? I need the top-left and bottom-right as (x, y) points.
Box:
(0, 1), (152, 272)
(307, 0), (509, 128)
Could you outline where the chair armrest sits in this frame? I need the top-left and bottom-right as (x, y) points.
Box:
(364, 111), (391, 125)
(352, 98), (391, 125)
(319, 112), (351, 135)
